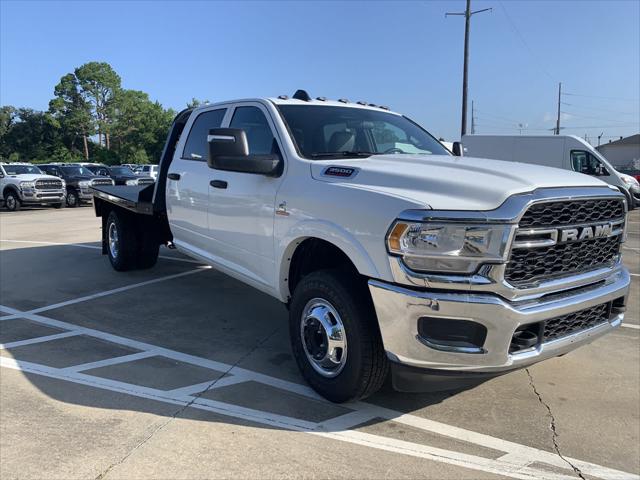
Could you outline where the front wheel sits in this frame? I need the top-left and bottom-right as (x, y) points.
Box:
(289, 270), (388, 403)
(66, 190), (79, 208)
(4, 191), (20, 211)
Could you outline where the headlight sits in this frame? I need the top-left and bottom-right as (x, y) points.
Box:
(125, 179), (138, 186)
(61, 180), (66, 188)
(387, 221), (513, 273)
(19, 181), (35, 189)
(621, 176), (639, 188)
(78, 180), (91, 187)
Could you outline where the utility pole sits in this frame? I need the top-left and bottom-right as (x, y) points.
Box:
(597, 132), (604, 146)
(447, 0), (492, 137)
(471, 100), (476, 134)
(555, 82), (562, 135)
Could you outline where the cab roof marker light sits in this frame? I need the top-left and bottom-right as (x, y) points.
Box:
(316, 97), (327, 101)
(357, 101), (367, 106)
(338, 98), (349, 103)
(278, 95), (289, 100)
(368, 103), (378, 107)
(379, 106), (390, 110)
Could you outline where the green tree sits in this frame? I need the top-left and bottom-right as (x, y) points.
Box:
(49, 73), (94, 159)
(112, 89), (173, 163)
(75, 62), (121, 150)
(0, 108), (61, 162)
(187, 98), (209, 108)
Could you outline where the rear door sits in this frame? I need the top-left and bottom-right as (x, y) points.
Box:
(166, 107), (228, 254)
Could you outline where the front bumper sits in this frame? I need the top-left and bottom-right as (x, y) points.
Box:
(20, 190), (66, 204)
(368, 266), (630, 374)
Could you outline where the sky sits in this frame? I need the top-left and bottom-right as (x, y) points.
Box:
(1, 0), (639, 143)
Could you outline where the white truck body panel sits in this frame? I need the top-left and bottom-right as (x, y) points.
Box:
(461, 134), (631, 195)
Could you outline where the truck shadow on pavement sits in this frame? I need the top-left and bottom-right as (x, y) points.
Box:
(0, 242), (475, 436)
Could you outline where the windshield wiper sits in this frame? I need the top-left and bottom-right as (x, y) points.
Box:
(310, 151), (377, 158)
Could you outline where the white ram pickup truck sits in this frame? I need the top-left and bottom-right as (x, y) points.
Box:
(91, 91), (630, 402)
(1, 162), (66, 211)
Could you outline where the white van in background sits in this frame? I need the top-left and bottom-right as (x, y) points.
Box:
(462, 134), (639, 209)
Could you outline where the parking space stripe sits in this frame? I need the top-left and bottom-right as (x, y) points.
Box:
(167, 375), (247, 397)
(622, 323), (640, 330)
(24, 267), (210, 315)
(0, 331), (81, 349)
(0, 356), (578, 480)
(1, 305), (637, 480)
(61, 351), (160, 373)
(0, 239), (204, 264)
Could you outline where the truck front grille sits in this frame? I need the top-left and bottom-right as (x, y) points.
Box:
(519, 198), (625, 228)
(91, 178), (113, 186)
(35, 179), (63, 190)
(137, 178), (154, 185)
(542, 302), (611, 342)
(505, 198), (625, 287)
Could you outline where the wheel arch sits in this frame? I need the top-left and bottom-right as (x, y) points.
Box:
(278, 224), (380, 302)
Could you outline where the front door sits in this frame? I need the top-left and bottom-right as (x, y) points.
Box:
(207, 103), (284, 289)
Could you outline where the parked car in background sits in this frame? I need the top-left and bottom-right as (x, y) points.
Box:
(120, 163), (142, 174)
(136, 164), (159, 180)
(0, 162), (66, 211)
(618, 167), (640, 182)
(462, 134), (639, 209)
(86, 165), (154, 186)
(39, 164), (114, 207)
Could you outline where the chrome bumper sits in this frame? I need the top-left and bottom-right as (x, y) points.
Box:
(368, 266), (630, 373)
(20, 191), (66, 203)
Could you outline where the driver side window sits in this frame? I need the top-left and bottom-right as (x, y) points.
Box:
(571, 150), (609, 176)
(229, 106), (277, 155)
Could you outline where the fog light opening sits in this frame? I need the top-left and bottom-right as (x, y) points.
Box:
(417, 317), (487, 354)
(510, 323), (542, 354)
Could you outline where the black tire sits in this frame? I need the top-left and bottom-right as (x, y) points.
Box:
(3, 191), (20, 211)
(53, 203), (63, 209)
(106, 210), (139, 271)
(66, 190), (79, 208)
(136, 232), (159, 269)
(289, 269), (388, 403)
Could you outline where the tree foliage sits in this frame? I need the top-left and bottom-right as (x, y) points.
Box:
(0, 61), (175, 165)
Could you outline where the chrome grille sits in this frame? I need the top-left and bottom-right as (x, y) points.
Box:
(137, 178), (154, 185)
(35, 179), (63, 190)
(543, 302), (610, 342)
(91, 178), (113, 186)
(506, 198), (625, 287)
(519, 199), (625, 228)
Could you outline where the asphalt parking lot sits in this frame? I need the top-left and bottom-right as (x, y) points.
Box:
(1, 206), (638, 480)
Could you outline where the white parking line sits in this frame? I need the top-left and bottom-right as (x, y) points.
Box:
(0, 267), (210, 321)
(0, 331), (81, 349)
(0, 239), (204, 264)
(61, 351), (159, 373)
(0, 304), (636, 480)
(622, 323), (640, 330)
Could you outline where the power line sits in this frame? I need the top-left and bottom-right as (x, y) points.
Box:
(560, 102), (639, 117)
(563, 92), (640, 102)
(498, 0), (556, 82)
(560, 110), (637, 125)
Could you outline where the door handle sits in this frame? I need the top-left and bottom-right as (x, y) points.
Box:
(167, 173), (181, 180)
(210, 180), (228, 189)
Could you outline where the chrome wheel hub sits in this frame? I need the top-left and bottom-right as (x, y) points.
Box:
(300, 298), (347, 378)
(108, 222), (119, 259)
(6, 196), (15, 209)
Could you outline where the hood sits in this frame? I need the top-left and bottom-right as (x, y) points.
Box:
(4, 173), (61, 182)
(67, 175), (94, 181)
(310, 154), (609, 211)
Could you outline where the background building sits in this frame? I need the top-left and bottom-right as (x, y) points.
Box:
(597, 134), (640, 169)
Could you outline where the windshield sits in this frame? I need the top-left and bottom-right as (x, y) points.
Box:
(109, 167), (133, 175)
(277, 105), (450, 159)
(61, 166), (95, 176)
(2, 164), (43, 175)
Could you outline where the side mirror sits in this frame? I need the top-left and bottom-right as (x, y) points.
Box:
(452, 141), (464, 157)
(207, 128), (282, 176)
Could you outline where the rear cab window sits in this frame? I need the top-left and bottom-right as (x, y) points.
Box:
(182, 109), (227, 161)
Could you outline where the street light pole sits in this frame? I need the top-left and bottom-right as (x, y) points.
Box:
(447, 0), (492, 137)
